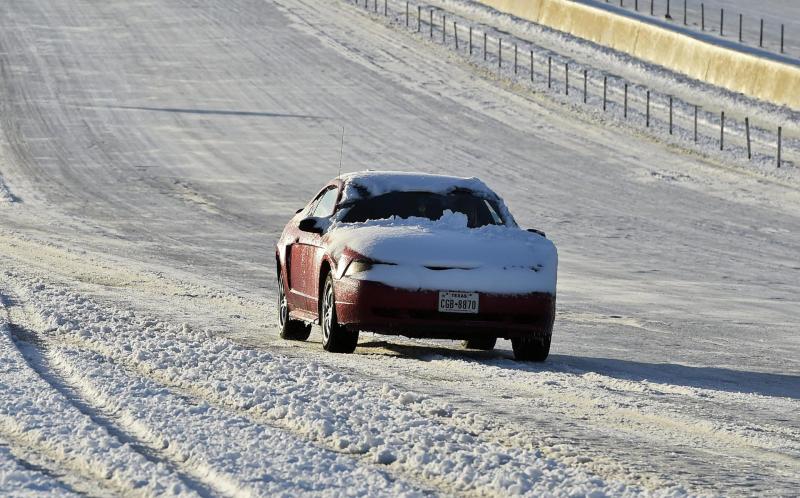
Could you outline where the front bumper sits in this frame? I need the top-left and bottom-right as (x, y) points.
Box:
(334, 277), (555, 340)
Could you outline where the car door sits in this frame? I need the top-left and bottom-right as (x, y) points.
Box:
(290, 185), (339, 314)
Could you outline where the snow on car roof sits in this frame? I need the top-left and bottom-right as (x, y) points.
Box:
(339, 171), (498, 202)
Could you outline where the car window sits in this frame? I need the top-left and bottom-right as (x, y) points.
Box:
(311, 187), (338, 218)
(340, 191), (505, 228)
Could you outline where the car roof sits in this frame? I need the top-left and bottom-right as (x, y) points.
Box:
(338, 171), (497, 202)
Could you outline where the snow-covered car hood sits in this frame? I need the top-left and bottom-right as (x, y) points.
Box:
(327, 213), (558, 294)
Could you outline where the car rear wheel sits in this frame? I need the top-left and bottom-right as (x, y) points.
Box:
(321, 275), (358, 353)
(462, 337), (497, 350)
(278, 273), (311, 341)
(511, 334), (551, 362)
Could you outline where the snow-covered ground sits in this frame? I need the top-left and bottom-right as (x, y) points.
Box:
(0, 0), (798, 495)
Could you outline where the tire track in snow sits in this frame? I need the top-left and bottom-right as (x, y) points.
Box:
(0, 289), (224, 498)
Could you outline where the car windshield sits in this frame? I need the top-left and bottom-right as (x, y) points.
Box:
(340, 190), (505, 228)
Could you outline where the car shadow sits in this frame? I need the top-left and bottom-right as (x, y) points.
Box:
(358, 340), (800, 400)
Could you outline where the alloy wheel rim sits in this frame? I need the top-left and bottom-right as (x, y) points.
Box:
(279, 276), (287, 327)
(322, 283), (333, 343)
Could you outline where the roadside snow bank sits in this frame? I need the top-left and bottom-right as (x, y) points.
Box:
(329, 213), (558, 294)
(2, 273), (658, 497)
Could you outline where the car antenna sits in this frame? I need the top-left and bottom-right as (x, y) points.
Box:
(337, 125), (345, 180)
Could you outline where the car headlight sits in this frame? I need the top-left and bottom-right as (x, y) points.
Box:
(344, 259), (395, 276)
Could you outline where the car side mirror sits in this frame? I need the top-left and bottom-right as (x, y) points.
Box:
(527, 228), (546, 238)
(298, 217), (324, 234)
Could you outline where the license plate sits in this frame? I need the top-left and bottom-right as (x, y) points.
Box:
(438, 291), (479, 314)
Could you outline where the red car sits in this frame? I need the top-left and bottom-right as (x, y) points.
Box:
(275, 172), (557, 361)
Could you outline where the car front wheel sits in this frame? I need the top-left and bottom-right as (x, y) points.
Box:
(321, 275), (358, 353)
(278, 273), (311, 341)
(511, 334), (551, 362)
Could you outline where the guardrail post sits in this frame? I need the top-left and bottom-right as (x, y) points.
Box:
(384, 0), (387, 16)
(650, 0), (654, 16)
(454, 22), (458, 49)
(720, 111), (725, 150)
(777, 127), (782, 167)
(565, 63), (569, 95)
(666, 0), (672, 19)
(417, 6), (421, 31)
(430, 9), (433, 38)
(548, 56), (552, 88)
(760, 19), (764, 47)
(603, 76), (607, 111)
(635, 0), (639, 12)
(469, 27), (472, 54)
(745, 117), (751, 159)
(442, 15), (446, 43)
(483, 32), (487, 60)
(646, 90), (650, 127)
(720, 8), (724, 36)
(405, 2), (409, 27)
(694, 105), (698, 142)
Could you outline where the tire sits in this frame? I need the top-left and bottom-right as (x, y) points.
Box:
(278, 272), (311, 341)
(320, 274), (358, 353)
(511, 334), (551, 362)
(462, 336), (497, 351)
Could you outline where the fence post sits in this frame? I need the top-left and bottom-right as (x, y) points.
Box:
(514, 43), (518, 74)
(583, 69), (588, 103)
(565, 63), (569, 95)
(498, 38), (502, 67)
(669, 96), (673, 134)
(530, 50), (534, 82)
(701, 3), (705, 30)
(430, 9), (433, 38)
(374, 0), (377, 13)
(469, 27), (472, 54)
(760, 19), (764, 47)
(739, 14), (743, 42)
(777, 127), (782, 167)
(635, 0), (639, 11)
(720, 111), (725, 150)
(646, 90), (650, 127)
(745, 117), (751, 159)
(454, 22), (458, 49)
(781, 24), (785, 53)
(683, 0), (687, 25)
(720, 8), (724, 36)
(384, 0), (387, 16)
(548, 56), (552, 88)
(666, 0), (672, 19)
(694, 105), (698, 142)
(624, 83), (628, 118)
(603, 76), (607, 111)
(483, 33), (487, 60)
(406, 2), (409, 27)
(650, 0), (654, 16)
(417, 6), (421, 32)
(442, 15), (446, 43)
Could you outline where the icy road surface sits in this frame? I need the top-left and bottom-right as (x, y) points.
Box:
(0, 0), (798, 496)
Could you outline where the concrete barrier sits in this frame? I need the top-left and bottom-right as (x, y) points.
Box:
(476, 0), (800, 109)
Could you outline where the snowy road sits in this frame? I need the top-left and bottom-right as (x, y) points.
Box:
(0, 0), (798, 495)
